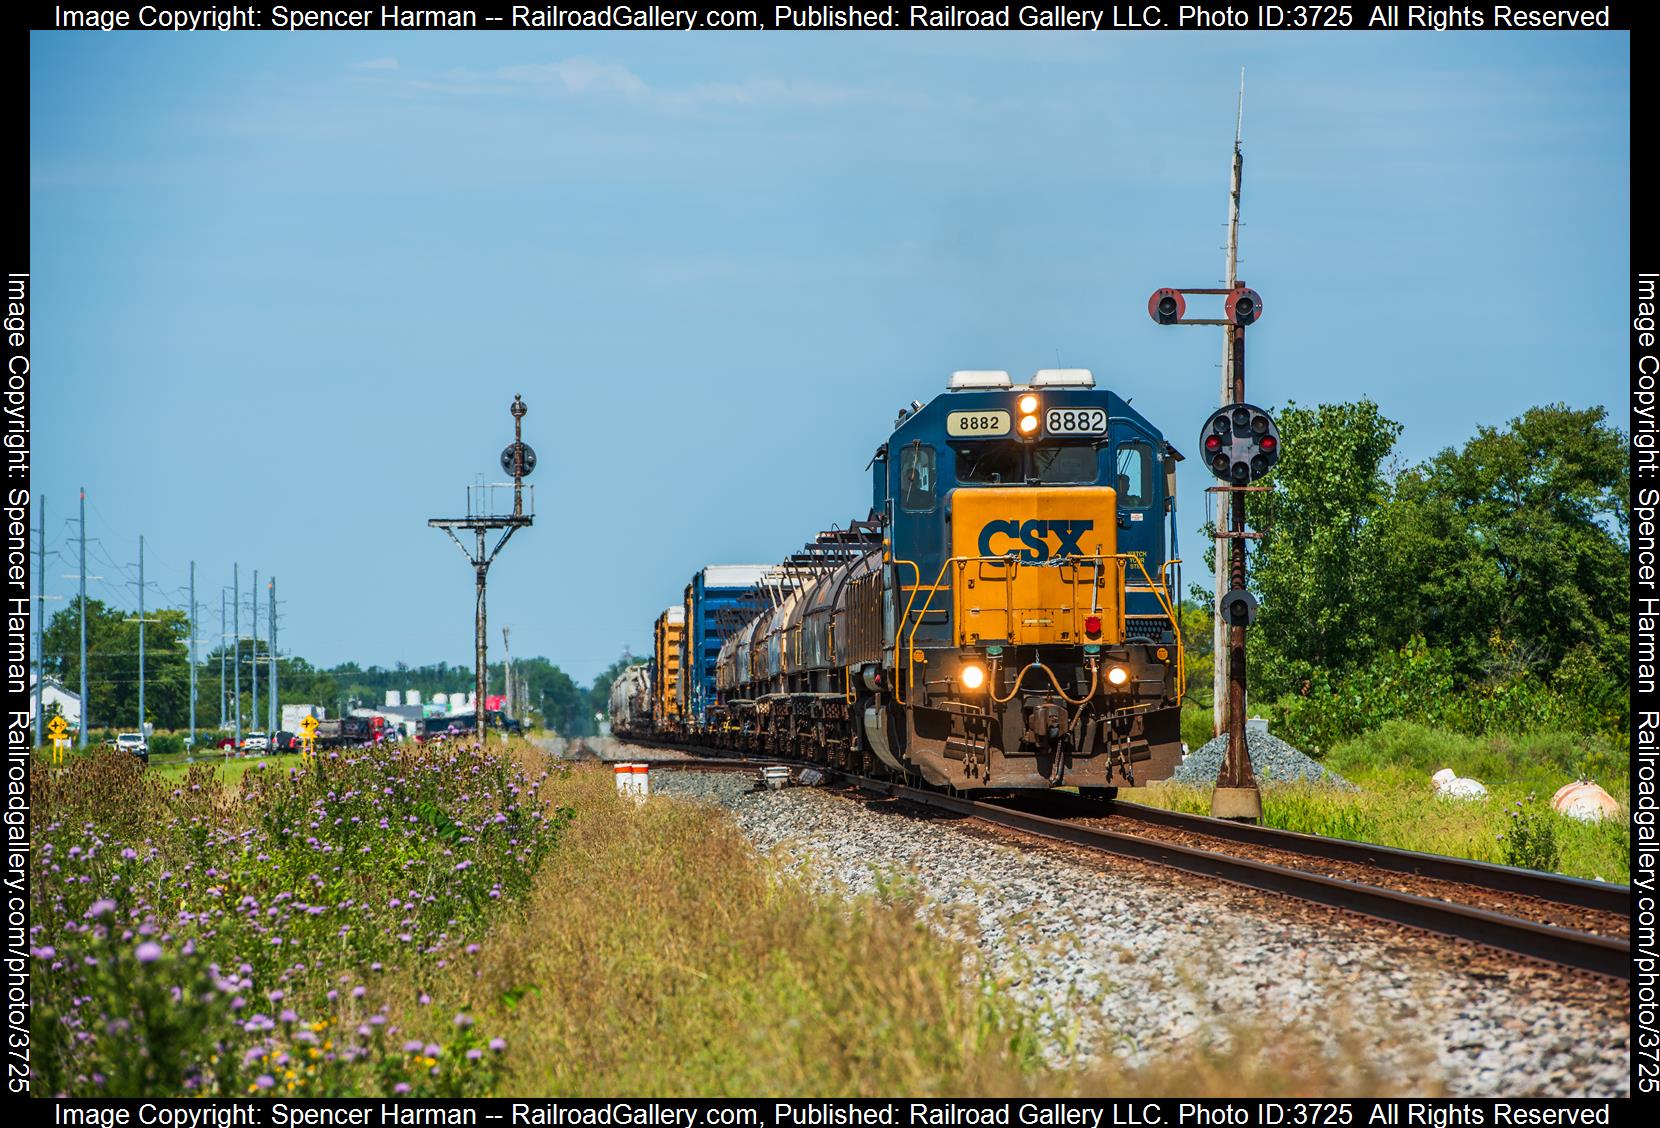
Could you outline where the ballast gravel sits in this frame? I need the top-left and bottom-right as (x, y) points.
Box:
(647, 768), (1627, 1098)
(1173, 730), (1352, 788)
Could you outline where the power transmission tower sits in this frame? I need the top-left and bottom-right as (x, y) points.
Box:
(268, 578), (277, 734)
(124, 536), (161, 733)
(233, 564), (241, 747)
(189, 561), (197, 753)
(33, 495), (62, 744)
(251, 569), (259, 734)
(74, 489), (93, 746)
(220, 589), (229, 731)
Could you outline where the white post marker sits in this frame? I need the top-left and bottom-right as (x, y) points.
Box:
(632, 762), (650, 801)
(614, 762), (631, 797)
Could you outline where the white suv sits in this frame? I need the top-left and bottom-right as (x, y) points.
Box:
(242, 732), (269, 753)
(115, 733), (149, 763)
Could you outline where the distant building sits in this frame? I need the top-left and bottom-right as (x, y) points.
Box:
(27, 675), (83, 732)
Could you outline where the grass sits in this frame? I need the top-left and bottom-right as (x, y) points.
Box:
(1129, 721), (1629, 883)
(31, 741), (565, 1096)
(407, 764), (1434, 1097)
(33, 746), (1445, 1097)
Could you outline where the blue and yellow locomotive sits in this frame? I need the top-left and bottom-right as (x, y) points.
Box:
(618, 367), (1187, 793)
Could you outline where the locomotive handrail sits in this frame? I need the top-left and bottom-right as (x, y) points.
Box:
(897, 552), (1184, 704)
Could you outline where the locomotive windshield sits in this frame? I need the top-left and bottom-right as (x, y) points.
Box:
(954, 442), (1098, 485)
(956, 444), (1021, 484)
(1031, 444), (1096, 484)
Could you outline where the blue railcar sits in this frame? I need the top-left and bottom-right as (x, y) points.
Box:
(679, 565), (775, 725)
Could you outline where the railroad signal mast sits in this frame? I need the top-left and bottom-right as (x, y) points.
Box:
(1148, 283), (1275, 823)
(428, 396), (536, 734)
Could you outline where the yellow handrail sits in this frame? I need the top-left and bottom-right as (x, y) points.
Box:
(895, 552), (1186, 703)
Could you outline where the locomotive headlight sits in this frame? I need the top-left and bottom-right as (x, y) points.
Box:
(1106, 665), (1130, 687)
(1018, 414), (1040, 435)
(1018, 394), (1039, 414)
(959, 663), (987, 690)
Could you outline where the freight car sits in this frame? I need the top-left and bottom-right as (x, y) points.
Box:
(619, 368), (1186, 793)
(608, 664), (653, 737)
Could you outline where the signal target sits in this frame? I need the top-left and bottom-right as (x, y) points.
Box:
(1199, 403), (1279, 484)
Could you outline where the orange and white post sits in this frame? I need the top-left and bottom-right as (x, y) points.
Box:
(613, 762), (649, 803)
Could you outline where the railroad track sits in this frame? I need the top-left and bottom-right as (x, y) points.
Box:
(611, 745), (1632, 980)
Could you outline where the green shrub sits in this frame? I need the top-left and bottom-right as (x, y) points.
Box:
(148, 733), (184, 757)
(1266, 638), (1628, 755)
(1180, 704), (1214, 751)
(1499, 796), (1560, 872)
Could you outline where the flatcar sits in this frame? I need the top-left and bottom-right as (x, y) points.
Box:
(616, 367), (1186, 793)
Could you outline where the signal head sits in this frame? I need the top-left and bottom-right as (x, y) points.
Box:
(1225, 286), (1263, 327)
(1198, 402), (1279, 484)
(1148, 287), (1186, 325)
(1220, 588), (1258, 628)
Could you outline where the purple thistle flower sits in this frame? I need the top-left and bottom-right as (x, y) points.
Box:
(489, 1038), (506, 1052)
(135, 942), (162, 963)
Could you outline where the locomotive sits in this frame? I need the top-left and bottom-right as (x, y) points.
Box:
(612, 367), (1187, 793)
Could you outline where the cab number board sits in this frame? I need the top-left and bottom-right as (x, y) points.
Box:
(946, 410), (1011, 437)
(1045, 407), (1107, 435)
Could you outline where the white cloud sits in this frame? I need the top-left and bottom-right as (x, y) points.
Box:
(352, 56), (400, 71)
(353, 56), (931, 112)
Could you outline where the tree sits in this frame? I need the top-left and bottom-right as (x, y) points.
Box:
(1242, 400), (1403, 698)
(42, 598), (193, 729)
(1396, 403), (1629, 676)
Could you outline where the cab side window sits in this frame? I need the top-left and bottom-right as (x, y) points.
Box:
(899, 444), (937, 512)
(1115, 442), (1153, 508)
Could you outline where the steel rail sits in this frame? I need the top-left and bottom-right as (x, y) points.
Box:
(852, 777), (1630, 980)
(602, 744), (1629, 978)
(1077, 797), (1629, 914)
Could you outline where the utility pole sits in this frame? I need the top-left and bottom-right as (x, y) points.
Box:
(189, 562), (197, 754)
(251, 569), (259, 734)
(502, 625), (513, 722)
(77, 490), (89, 747)
(429, 396), (536, 737)
(268, 578), (277, 734)
(123, 537), (161, 733)
(138, 537), (145, 730)
(219, 589), (228, 730)
(233, 564), (242, 747)
(1215, 70), (1245, 739)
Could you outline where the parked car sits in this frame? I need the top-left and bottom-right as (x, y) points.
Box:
(242, 731), (270, 753)
(115, 733), (149, 764)
(270, 731), (299, 753)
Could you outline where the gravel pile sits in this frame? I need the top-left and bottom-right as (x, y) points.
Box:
(1173, 730), (1352, 787)
(649, 770), (1627, 1096)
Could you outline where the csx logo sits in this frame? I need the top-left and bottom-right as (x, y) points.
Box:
(977, 519), (1095, 562)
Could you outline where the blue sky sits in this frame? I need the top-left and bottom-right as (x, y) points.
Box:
(30, 31), (1629, 684)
